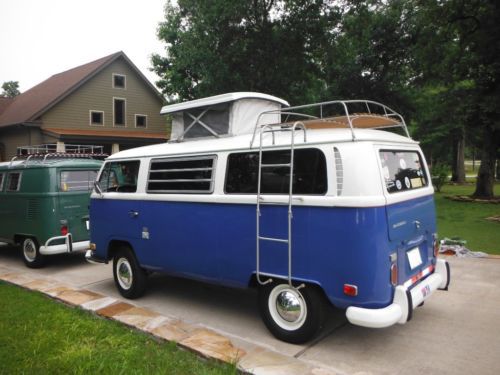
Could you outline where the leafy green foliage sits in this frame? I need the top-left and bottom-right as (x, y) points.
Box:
(152, 0), (499, 197)
(431, 163), (450, 193)
(152, 0), (335, 104)
(1, 81), (20, 97)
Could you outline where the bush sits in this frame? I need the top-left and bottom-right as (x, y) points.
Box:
(431, 163), (450, 192)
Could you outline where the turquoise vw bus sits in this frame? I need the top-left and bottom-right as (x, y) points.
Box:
(0, 146), (104, 268)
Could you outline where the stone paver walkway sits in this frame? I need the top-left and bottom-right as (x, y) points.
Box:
(0, 266), (338, 374)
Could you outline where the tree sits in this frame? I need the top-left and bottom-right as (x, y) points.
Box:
(319, 1), (415, 112)
(1, 81), (20, 97)
(152, 0), (499, 198)
(151, 0), (338, 104)
(408, 0), (500, 197)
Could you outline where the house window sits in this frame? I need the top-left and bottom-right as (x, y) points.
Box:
(135, 114), (147, 128)
(113, 74), (126, 89)
(90, 110), (104, 126)
(0, 173), (4, 191)
(114, 98), (126, 126)
(6, 172), (22, 191)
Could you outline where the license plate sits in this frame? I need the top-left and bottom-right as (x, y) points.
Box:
(85, 220), (89, 230)
(407, 247), (422, 269)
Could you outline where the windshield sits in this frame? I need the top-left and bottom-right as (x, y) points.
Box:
(97, 161), (140, 193)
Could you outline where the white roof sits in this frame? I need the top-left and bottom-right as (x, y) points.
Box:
(109, 128), (418, 161)
(160, 92), (289, 115)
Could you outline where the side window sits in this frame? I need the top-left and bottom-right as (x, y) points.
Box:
(225, 148), (327, 195)
(147, 156), (216, 193)
(97, 161), (140, 193)
(60, 170), (99, 192)
(0, 173), (4, 191)
(379, 150), (428, 193)
(6, 172), (22, 191)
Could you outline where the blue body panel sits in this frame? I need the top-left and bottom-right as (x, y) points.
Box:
(90, 194), (436, 309)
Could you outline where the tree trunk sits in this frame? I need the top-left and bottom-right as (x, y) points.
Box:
(472, 127), (498, 198)
(496, 159), (500, 181)
(451, 129), (466, 183)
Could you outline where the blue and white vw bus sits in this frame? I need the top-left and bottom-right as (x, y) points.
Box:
(87, 92), (450, 343)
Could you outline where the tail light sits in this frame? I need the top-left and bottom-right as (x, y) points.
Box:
(343, 284), (358, 296)
(61, 225), (68, 236)
(390, 263), (398, 286)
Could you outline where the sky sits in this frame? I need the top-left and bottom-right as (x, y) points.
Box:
(0, 0), (167, 93)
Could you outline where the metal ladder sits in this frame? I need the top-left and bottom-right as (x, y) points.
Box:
(255, 122), (307, 287)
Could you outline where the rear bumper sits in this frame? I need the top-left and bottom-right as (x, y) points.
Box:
(39, 234), (90, 255)
(346, 259), (450, 328)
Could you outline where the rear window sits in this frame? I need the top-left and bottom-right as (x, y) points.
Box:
(379, 150), (428, 193)
(60, 170), (98, 192)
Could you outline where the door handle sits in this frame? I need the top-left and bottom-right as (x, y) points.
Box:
(128, 210), (139, 218)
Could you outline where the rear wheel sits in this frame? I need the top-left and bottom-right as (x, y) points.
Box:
(258, 281), (327, 344)
(113, 247), (147, 299)
(22, 237), (45, 268)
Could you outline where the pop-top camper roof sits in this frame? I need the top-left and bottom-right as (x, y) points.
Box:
(161, 92), (289, 141)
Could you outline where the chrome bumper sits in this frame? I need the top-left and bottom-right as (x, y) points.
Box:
(346, 259), (450, 328)
(39, 234), (90, 255)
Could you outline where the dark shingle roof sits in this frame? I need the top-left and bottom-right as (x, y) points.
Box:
(0, 97), (15, 116)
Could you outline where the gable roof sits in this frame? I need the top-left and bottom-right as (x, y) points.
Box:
(0, 51), (163, 128)
(0, 97), (14, 116)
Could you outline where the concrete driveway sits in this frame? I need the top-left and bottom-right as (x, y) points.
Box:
(1, 244), (499, 374)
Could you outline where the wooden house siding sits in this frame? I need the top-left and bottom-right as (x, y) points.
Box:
(40, 58), (165, 135)
(0, 127), (44, 161)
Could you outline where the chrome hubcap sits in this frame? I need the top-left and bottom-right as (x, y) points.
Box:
(268, 284), (307, 331)
(276, 290), (302, 322)
(117, 258), (133, 290)
(23, 239), (36, 261)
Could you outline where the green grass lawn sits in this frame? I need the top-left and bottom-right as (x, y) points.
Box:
(434, 183), (500, 254)
(0, 282), (236, 374)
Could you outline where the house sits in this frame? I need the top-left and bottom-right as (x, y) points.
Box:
(0, 51), (167, 161)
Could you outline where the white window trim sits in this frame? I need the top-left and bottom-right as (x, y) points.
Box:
(89, 110), (105, 126)
(135, 114), (148, 128)
(0, 173), (4, 191)
(113, 97), (127, 127)
(112, 73), (126, 89)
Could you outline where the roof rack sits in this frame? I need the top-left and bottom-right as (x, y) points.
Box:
(16, 143), (105, 155)
(250, 99), (410, 147)
(10, 144), (107, 168)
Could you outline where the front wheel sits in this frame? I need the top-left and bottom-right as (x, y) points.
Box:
(22, 237), (45, 268)
(258, 281), (327, 344)
(113, 247), (147, 299)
